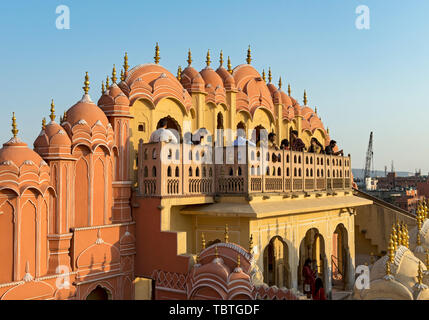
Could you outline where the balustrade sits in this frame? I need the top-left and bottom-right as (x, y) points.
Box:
(137, 139), (352, 197)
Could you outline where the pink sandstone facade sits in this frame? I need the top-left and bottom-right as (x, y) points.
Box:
(0, 47), (356, 300)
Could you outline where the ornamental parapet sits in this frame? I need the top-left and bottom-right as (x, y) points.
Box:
(137, 140), (352, 197)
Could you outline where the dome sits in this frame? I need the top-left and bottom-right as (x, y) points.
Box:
(0, 137), (45, 168)
(301, 106), (314, 120)
(98, 83), (130, 107)
(66, 94), (109, 128)
(216, 67), (236, 90)
(200, 67), (226, 105)
(232, 64), (275, 117)
(279, 91), (293, 107)
(181, 65), (205, 92)
(34, 121), (71, 149)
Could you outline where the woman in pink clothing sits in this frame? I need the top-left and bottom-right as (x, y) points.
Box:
(302, 258), (316, 298)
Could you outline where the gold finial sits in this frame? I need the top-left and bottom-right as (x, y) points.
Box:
(246, 45), (252, 64)
(370, 252), (375, 264)
(201, 232), (206, 250)
(11, 112), (18, 138)
(154, 42), (160, 64)
(405, 224), (409, 248)
(63, 111), (67, 122)
(426, 249), (429, 269)
(262, 70), (266, 82)
(388, 236), (395, 263)
(227, 56), (232, 74)
(111, 64), (117, 83)
(187, 48), (192, 66)
(327, 127), (330, 134)
(215, 245), (219, 259)
(237, 254), (241, 268)
(123, 52), (129, 75)
(120, 69), (125, 82)
(417, 233), (422, 246)
(219, 50), (224, 67)
(224, 224), (229, 243)
(417, 261), (424, 285)
(315, 106), (318, 114)
(106, 76), (110, 90)
(177, 66), (182, 81)
(206, 49), (211, 67)
(101, 81), (105, 95)
(288, 83), (291, 96)
(196, 254), (200, 264)
(268, 67), (272, 83)
(50, 99), (56, 122)
(303, 90), (308, 105)
(278, 77), (282, 90)
(385, 260), (392, 276)
(42, 118), (46, 130)
(249, 234), (254, 254)
(83, 72), (90, 94)
(391, 224), (398, 251)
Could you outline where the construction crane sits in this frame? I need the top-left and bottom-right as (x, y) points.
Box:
(364, 132), (374, 188)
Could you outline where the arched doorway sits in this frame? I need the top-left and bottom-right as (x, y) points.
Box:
(263, 236), (291, 288)
(332, 224), (350, 290)
(298, 228), (326, 294)
(252, 125), (267, 146)
(157, 116), (182, 143)
(86, 285), (112, 300)
(216, 112), (224, 146)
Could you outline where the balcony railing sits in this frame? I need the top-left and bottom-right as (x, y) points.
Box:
(137, 140), (352, 197)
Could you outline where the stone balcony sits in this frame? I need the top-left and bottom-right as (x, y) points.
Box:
(137, 140), (352, 198)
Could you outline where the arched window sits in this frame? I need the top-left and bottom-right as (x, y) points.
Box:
(189, 167), (193, 177)
(196, 167), (200, 177)
(175, 166), (179, 177)
(152, 166), (157, 177)
(167, 166), (172, 177)
(144, 166), (148, 177)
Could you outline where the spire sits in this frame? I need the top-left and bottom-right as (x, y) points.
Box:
(268, 68), (272, 83)
(206, 49), (211, 67)
(315, 106), (318, 114)
(288, 83), (291, 96)
(227, 56), (232, 74)
(388, 235), (395, 263)
(262, 70), (266, 82)
(42, 118), (46, 130)
(11, 112), (18, 138)
(101, 81), (105, 95)
(246, 45), (252, 64)
(215, 245), (219, 259)
(237, 254), (241, 268)
(224, 224), (229, 243)
(249, 234), (254, 255)
(120, 69), (125, 82)
(123, 52), (129, 77)
(391, 224), (398, 250)
(83, 72), (90, 94)
(405, 223), (409, 248)
(111, 64), (117, 83)
(49, 99), (56, 122)
(417, 233), (422, 246)
(327, 127), (330, 134)
(219, 50), (224, 67)
(303, 90), (308, 105)
(187, 48), (192, 66)
(106, 76), (110, 90)
(177, 66), (182, 81)
(201, 232), (206, 250)
(385, 259), (392, 277)
(154, 42), (160, 64)
(278, 77), (282, 90)
(63, 111), (67, 123)
(417, 261), (424, 285)
(426, 249), (429, 269)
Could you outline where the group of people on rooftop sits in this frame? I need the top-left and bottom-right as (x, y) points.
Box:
(149, 119), (344, 156)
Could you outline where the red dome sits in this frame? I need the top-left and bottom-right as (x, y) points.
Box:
(66, 94), (109, 128)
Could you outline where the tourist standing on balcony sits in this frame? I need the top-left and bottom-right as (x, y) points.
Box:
(280, 139), (290, 150)
(313, 278), (327, 300)
(308, 137), (324, 154)
(149, 118), (178, 144)
(290, 130), (306, 152)
(303, 258), (316, 298)
(268, 132), (279, 150)
(325, 140), (344, 156)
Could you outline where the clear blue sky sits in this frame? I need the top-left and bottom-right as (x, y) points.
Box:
(1, 0), (428, 173)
